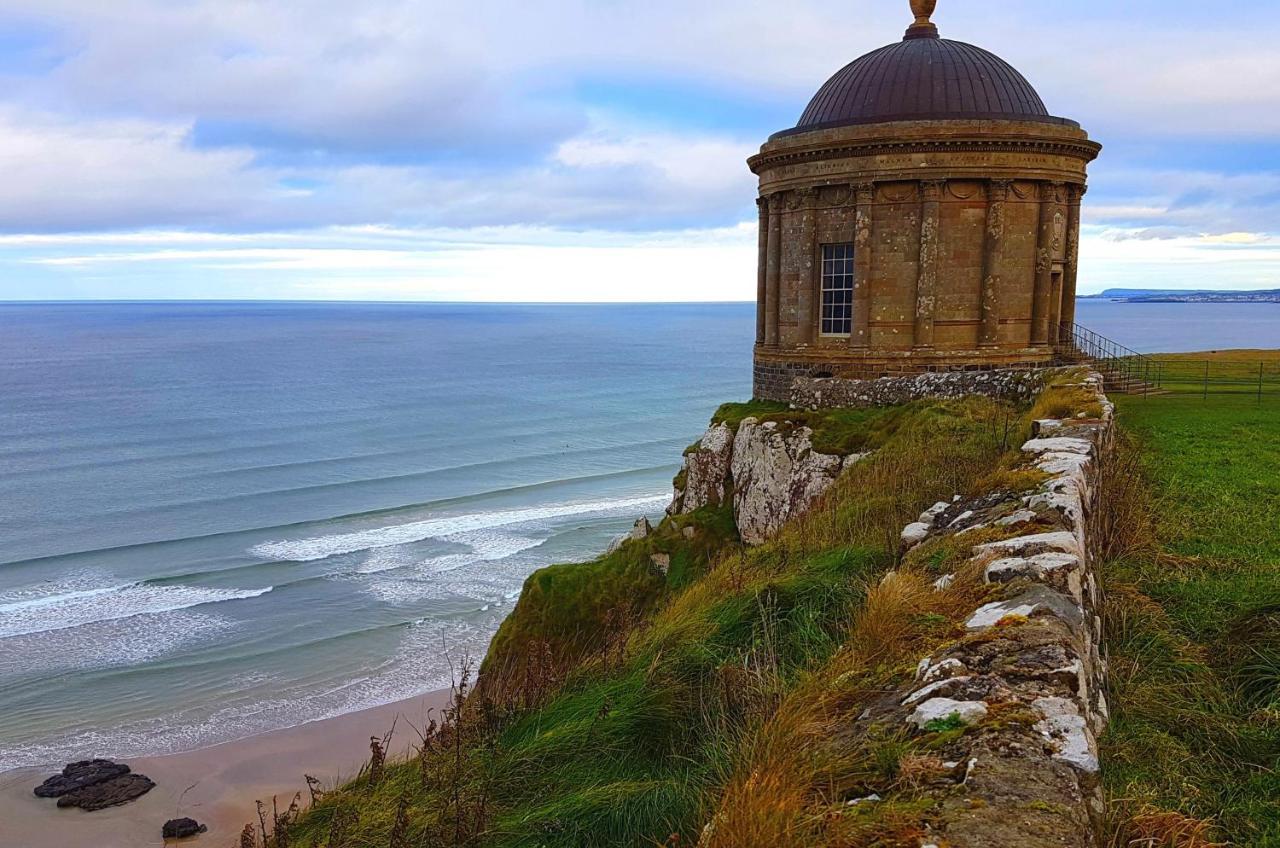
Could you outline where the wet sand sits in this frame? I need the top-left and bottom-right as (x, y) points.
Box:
(0, 689), (452, 848)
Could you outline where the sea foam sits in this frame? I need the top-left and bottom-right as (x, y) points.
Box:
(0, 582), (273, 639)
(251, 494), (668, 563)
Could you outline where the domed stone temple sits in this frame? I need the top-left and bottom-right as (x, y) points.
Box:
(750, 0), (1101, 401)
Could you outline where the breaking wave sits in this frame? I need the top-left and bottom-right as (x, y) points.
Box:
(251, 494), (669, 563)
(0, 582), (273, 639)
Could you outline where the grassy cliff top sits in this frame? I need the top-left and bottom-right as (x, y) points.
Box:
(281, 392), (1046, 848)
(268, 364), (1280, 848)
(1153, 349), (1280, 362)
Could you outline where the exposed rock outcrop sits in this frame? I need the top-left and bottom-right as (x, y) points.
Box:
(730, 419), (860, 545)
(33, 759), (130, 798)
(163, 817), (208, 839)
(33, 759), (155, 811)
(57, 773), (156, 810)
(607, 516), (654, 553)
(669, 417), (867, 545)
(668, 423), (734, 514)
(650, 553), (671, 575)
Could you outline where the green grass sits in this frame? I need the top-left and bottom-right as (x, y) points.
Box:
(1102, 392), (1280, 847)
(710, 399), (790, 430)
(287, 395), (1020, 848)
(713, 399), (987, 457)
(1145, 348), (1280, 398)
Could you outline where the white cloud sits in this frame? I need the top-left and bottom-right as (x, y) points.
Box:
(555, 127), (753, 198)
(0, 108), (273, 231)
(3, 223), (758, 302)
(1078, 226), (1280, 293)
(9, 0), (1280, 153)
(0, 105), (756, 232)
(3, 0), (1280, 298)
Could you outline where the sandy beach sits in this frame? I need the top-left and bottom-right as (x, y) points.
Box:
(0, 689), (453, 848)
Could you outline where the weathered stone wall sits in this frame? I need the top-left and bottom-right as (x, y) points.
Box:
(791, 367), (1052, 410)
(871, 372), (1115, 847)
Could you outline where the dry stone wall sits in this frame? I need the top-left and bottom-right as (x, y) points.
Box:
(792, 368), (1050, 410)
(871, 372), (1114, 847)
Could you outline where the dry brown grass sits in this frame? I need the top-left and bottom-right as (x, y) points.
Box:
(702, 569), (991, 848)
(1029, 384), (1106, 421)
(1107, 805), (1227, 848)
(971, 466), (1053, 497)
(1095, 430), (1159, 563)
(782, 418), (1010, 561)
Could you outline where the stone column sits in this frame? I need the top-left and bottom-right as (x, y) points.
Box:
(1049, 267), (1064, 339)
(764, 192), (783, 348)
(796, 189), (819, 345)
(850, 182), (875, 349)
(979, 179), (1010, 348)
(1031, 182), (1064, 347)
(1059, 185), (1085, 344)
(756, 196), (768, 344)
(914, 180), (944, 348)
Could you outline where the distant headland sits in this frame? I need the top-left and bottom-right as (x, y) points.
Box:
(1083, 288), (1280, 303)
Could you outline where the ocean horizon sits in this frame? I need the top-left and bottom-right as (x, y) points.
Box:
(1, 299), (1276, 770)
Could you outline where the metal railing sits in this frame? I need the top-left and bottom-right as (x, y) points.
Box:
(1056, 322), (1279, 401)
(1056, 322), (1162, 396)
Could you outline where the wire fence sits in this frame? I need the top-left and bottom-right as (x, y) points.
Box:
(1059, 323), (1280, 401)
(1144, 358), (1280, 400)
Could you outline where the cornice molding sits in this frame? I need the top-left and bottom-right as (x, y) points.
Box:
(749, 136), (1102, 174)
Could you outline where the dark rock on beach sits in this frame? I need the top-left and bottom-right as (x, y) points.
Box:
(33, 759), (131, 798)
(163, 817), (208, 839)
(55, 773), (156, 811)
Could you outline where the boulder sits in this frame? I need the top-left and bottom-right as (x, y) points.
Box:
(56, 773), (155, 810)
(650, 553), (671, 576)
(163, 818), (208, 839)
(608, 516), (653, 553)
(900, 522), (931, 547)
(33, 759), (130, 798)
(731, 419), (846, 545)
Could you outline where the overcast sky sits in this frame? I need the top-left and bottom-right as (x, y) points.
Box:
(2, 0), (1279, 301)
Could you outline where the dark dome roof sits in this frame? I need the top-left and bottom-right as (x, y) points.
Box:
(787, 35), (1071, 136)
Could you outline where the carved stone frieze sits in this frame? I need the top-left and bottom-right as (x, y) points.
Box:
(1036, 247), (1051, 275)
(879, 183), (919, 203)
(946, 181), (983, 200)
(988, 179), (1012, 203)
(920, 179), (946, 202)
(1009, 181), (1036, 200)
(1052, 210), (1067, 255)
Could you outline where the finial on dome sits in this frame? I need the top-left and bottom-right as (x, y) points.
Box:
(905, 0), (939, 39)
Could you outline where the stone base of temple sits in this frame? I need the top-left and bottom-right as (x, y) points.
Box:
(753, 345), (1058, 402)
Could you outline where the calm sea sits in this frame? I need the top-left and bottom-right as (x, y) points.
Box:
(0, 299), (1274, 769)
